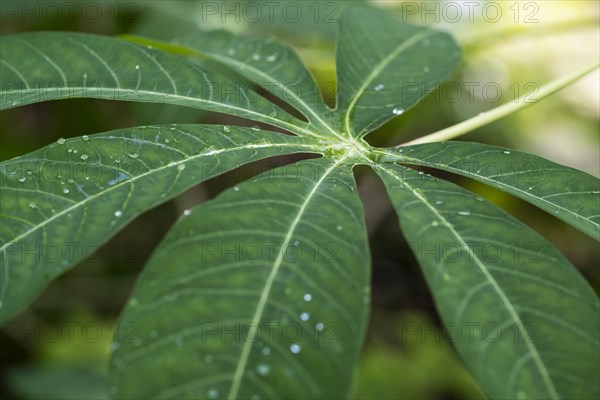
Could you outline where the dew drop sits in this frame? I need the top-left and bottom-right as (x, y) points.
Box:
(423, 66), (430, 73)
(252, 54), (261, 61)
(435, 200), (444, 205)
(431, 221), (439, 227)
(18, 177), (27, 183)
(223, 125), (231, 133)
(266, 54), (277, 62)
(300, 312), (310, 321)
(183, 209), (191, 216)
(127, 153), (139, 159)
(443, 273), (451, 281)
(80, 153), (89, 161)
(135, 65), (140, 70)
(251, 126), (261, 131)
(82, 135), (90, 141)
(374, 84), (385, 91)
(257, 363), (270, 376)
(392, 107), (405, 115)
(233, 186), (240, 192)
(303, 293), (312, 302)
(290, 344), (301, 354)
(63, 188), (70, 194)
(114, 210), (123, 218)
(315, 322), (325, 331)
(164, 139), (170, 144)
(262, 347), (271, 356)
(57, 138), (66, 144)
(336, 225), (343, 231)
(503, 150), (511, 155)
(457, 210), (471, 216)
(177, 164), (186, 171)
(67, 149), (73, 153)
(292, 240), (300, 247)
(28, 202), (37, 209)
(207, 389), (219, 399)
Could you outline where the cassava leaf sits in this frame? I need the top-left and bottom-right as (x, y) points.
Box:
(0, 126), (317, 322)
(335, 6), (461, 138)
(110, 157), (370, 399)
(374, 162), (600, 400)
(378, 142), (600, 240)
(0, 32), (317, 137)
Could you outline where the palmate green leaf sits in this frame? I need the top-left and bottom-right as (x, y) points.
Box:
(335, 6), (461, 138)
(110, 157), (370, 399)
(374, 163), (600, 400)
(0, 32), (317, 137)
(0, 126), (318, 322)
(378, 142), (600, 240)
(1, 4), (598, 400)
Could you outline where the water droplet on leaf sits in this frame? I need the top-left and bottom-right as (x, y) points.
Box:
(257, 363), (270, 376)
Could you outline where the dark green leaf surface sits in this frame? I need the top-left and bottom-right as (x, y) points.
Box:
(0, 32), (311, 136)
(375, 162), (600, 400)
(173, 30), (340, 136)
(379, 142), (600, 240)
(335, 6), (461, 138)
(111, 157), (371, 399)
(0, 126), (317, 322)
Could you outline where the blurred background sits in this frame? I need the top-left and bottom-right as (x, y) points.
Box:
(1, 1), (598, 399)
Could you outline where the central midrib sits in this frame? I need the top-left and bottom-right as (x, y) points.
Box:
(227, 156), (347, 399)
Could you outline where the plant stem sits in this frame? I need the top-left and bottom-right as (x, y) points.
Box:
(401, 60), (600, 146)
